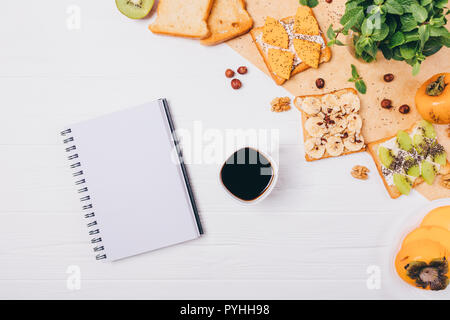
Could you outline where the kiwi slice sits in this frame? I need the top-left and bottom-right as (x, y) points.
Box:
(404, 157), (420, 177)
(413, 134), (428, 155)
(417, 120), (436, 139)
(397, 130), (413, 151)
(430, 143), (447, 165)
(379, 146), (394, 168)
(116, 0), (154, 19)
(434, 152), (447, 166)
(421, 161), (437, 185)
(393, 173), (412, 195)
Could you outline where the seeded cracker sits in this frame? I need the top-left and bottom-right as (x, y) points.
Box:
(262, 17), (289, 49)
(268, 49), (294, 80)
(293, 39), (321, 69)
(294, 6), (320, 36)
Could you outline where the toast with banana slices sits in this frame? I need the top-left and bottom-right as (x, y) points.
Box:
(368, 120), (450, 199)
(294, 88), (366, 161)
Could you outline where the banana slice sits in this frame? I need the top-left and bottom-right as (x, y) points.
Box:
(328, 114), (348, 135)
(343, 133), (365, 151)
(305, 116), (328, 137)
(304, 137), (326, 159)
(325, 135), (344, 156)
(295, 97), (321, 115)
(346, 114), (362, 133)
(321, 94), (341, 115)
(339, 92), (360, 114)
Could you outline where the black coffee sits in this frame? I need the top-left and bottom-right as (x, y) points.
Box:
(220, 148), (274, 201)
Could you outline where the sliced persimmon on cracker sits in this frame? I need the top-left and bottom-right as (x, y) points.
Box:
(262, 17), (289, 49)
(294, 6), (319, 36)
(293, 39), (321, 68)
(268, 48), (294, 80)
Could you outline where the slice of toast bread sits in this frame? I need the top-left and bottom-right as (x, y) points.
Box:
(201, 0), (253, 46)
(368, 122), (450, 199)
(250, 15), (331, 85)
(294, 88), (366, 162)
(149, 0), (214, 39)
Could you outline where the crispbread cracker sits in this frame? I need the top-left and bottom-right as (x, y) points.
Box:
(294, 6), (319, 35)
(201, 0), (253, 46)
(268, 49), (294, 80)
(293, 39), (321, 68)
(368, 123), (450, 199)
(294, 88), (366, 162)
(149, 0), (214, 39)
(262, 17), (289, 49)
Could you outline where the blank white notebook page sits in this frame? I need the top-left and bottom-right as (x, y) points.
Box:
(69, 100), (200, 261)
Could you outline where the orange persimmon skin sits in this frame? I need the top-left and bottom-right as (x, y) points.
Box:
(395, 240), (449, 290)
(415, 73), (450, 124)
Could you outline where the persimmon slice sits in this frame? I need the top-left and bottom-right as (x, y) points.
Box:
(421, 205), (450, 231)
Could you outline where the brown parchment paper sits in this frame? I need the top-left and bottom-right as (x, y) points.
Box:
(227, 0), (450, 200)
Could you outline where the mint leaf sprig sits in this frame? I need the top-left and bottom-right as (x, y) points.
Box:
(348, 64), (367, 94)
(326, 0), (450, 76)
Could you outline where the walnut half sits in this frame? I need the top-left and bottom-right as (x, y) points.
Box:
(440, 174), (450, 189)
(351, 165), (370, 180)
(271, 97), (291, 112)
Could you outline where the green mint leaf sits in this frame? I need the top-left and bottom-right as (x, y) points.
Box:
(435, 0), (449, 9)
(326, 25), (336, 40)
(389, 31), (406, 48)
(422, 38), (443, 56)
(418, 25), (430, 49)
(361, 19), (374, 36)
(341, 7), (365, 34)
(299, 0), (319, 8)
(380, 44), (394, 60)
(351, 64), (359, 79)
(385, 0), (405, 15)
(411, 4), (429, 23)
(355, 80), (367, 94)
(430, 26), (450, 37)
(335, 39), (345, 46)
(372, 23), (390, 41)
(400, 14), (418, 32)
(399, 43), (417, 59)
(412, 60), (421, 76)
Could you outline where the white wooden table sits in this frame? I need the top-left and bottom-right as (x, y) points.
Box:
(0, 1), (441, 299)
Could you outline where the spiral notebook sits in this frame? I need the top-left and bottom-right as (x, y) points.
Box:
(61, 99), (203, 261)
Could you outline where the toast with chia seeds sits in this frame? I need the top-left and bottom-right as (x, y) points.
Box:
(368, 121), (450, 199)
(250, 7), (331, 85)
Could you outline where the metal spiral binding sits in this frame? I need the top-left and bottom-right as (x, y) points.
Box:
(61, 128), (107, 261)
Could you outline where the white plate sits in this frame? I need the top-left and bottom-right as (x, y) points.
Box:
(384, 199), (450, 299)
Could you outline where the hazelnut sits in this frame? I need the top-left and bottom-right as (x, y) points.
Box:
(237, 66), (248, 74)
(383, 73), (394, 82)
(225, 69), (235, 78)
(326, 0), (333, 3)
(381, 99), (392, 109)
(399, 104), (410, 114)
(231, 79), (242, 90)
(315, 78), (325, 89)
